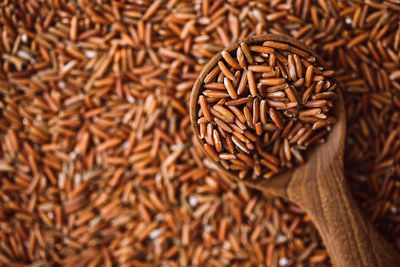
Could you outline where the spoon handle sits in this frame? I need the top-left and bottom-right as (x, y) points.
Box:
(288, 157), (400, 267)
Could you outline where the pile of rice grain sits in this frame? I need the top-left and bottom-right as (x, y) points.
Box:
(0, 0), (399, 266)
(195, 38), (337, 179)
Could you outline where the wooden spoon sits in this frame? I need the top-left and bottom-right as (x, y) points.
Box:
(190, 34), (400, 267)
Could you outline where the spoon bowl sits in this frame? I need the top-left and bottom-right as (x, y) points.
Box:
(190, 34), (400, 267)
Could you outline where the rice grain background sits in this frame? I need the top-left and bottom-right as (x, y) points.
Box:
(0, 0), (399, 266)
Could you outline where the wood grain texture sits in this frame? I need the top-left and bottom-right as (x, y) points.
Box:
(190, 34), (400, 266)
(286, 146), (400, 266)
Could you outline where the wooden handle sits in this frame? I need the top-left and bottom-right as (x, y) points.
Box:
(286, 156), (400, 266)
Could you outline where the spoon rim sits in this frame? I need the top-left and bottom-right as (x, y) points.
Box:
(190, 33), (338, 182)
